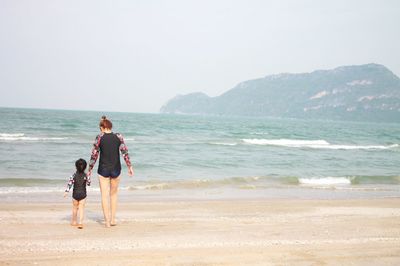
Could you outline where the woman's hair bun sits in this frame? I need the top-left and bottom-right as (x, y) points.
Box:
(99, 115), (112, 129)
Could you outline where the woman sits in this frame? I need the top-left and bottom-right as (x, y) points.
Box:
(88, 116), (134, 228)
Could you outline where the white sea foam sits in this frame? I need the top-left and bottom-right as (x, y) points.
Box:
(128, 183), (170, 190)
(0, 137), (67, 141)
(242, 139), (398, 150)
(0, 133), (67, 141)
(299, 177), (351, 186)
(322, 144), (399, 150)
(0, 187), (61, 194)
(209, 142), (238, 146)
(243, 139), (329, 147)
(250, 132), (269, 135)
(0, 133), (25, 137)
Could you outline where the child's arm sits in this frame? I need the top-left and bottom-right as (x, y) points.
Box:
(86, 173), (91, 186)
(64, 173), (75, 197)
(88, 133), (103, 176)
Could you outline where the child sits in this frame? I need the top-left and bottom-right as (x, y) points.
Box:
(64, 158), (91, 229)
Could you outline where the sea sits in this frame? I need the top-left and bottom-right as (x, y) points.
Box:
(0, 107), (399, 202)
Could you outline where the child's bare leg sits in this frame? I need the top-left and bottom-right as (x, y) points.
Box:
(71, 199), (79, 226)
(110, 176), (120, 226)
(98, 175), (111, 227)
(78, 198), (86, 226)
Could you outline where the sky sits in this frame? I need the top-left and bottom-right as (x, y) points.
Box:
(0, 0), (399, 113)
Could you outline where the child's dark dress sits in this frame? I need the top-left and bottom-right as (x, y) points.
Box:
(65, 172), (90, 201)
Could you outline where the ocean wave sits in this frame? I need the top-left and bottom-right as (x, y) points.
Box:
(0, 133), (25, 137)
(128, 183), (171, 190)
(127, 176), (300, 191)
(0, 187), (61, 194)
(159, 175), (399, 189)
(250, 132), (269, 135)
(0, 133), (67, 142)
(209, 142), (238, 146)
(299, 175), (400, 186)
(0, 186), (101, 194)
(128, 176), (266, 190)
(0, 178), (63, 187)
(242, 138), (399, 150)
(322, 144), (399, 150)
(0, 175), (398, 194)
(299, 177), (351, 186)
(243, 139), (328, 146)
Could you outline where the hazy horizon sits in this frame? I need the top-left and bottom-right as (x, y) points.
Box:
(1, 0), (399, 113)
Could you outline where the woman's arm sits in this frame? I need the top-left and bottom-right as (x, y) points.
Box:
(88, 134), (103, 174)
(116, 133), (134, 176)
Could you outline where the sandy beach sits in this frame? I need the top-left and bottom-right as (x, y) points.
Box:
(0, 198), (399, 265)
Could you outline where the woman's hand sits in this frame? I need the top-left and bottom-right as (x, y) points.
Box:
(128, 166), (134, 177)
(63, 192), (68, 198)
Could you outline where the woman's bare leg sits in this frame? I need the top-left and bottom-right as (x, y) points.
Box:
(98, 175), (111, 227)
(78, 198), (86, 226)
(110, 176), (120, 226)
(71, 199), (79, 226)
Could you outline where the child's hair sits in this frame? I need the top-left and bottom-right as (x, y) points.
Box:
(75, 158), (87, 173)
(99, 115), (112, 129)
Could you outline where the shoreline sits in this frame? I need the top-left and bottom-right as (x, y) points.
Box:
(1, 198), (399, 265)
(1, 184), (400, 204)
